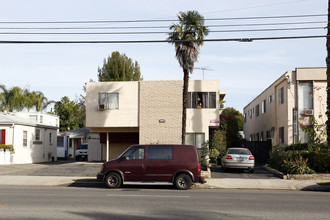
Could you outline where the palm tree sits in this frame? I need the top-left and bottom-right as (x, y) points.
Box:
(168, 11), (209, 144)
(0, 85), (25, 112)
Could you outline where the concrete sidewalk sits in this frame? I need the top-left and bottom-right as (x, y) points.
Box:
(0, 175), (329, 191)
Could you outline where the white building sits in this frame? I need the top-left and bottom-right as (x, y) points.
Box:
(0, 112), (59, 164)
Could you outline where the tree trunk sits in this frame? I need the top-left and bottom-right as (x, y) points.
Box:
(327, 0), (330, 146)
(181, 68), (189, 145)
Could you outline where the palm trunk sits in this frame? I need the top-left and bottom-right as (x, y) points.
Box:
(182, 68), (189, 144)
(327, 0), (330, 146)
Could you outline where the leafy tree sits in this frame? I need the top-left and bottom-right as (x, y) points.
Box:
(0, 85), (25, 112)
(168, 11), (209, 144)
(98, 51), (142, 82)
(0, 85), (53, 112)
(220, 107), (244, 148)
(54, 96), (85, 131)
(210, 129), (227, 154)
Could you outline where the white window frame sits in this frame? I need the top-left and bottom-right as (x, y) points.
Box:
(99, 92), (119, 110)
(23, 131), (27, 147)
(35, 129), (41, 141)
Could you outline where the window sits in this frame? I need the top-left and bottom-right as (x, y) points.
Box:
(29, 115), (38, 122)
(209, 92), (216, 108)
(35, 129), (41, 141)
(185, 133), (205, 148)
(256, 133), (260, 141)
(124, 146), (144, 160)
(269, 94), (275, 103)
(244, 113), (246, 123)
(40, 115), (43, 123)
(57, 136), (64, 147)
(23, 131), (27, 147)
(262, 100), (266, 114)
(298, 81), (313, 114)
(261, 132), (264, 141)
(49, 133), (52, 144)
(255, 104), (259, 117)
(266, 130), (271, 139)
(278, 87), (284, 105)
(187, 92), (216, 109)
(99, 93), (119, 110)
(148, 146), (173, 159)
(279, 127), (284, 143)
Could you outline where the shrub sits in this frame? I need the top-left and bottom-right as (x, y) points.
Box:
(303, 151), (330, 173)
(268, 150), (291, 172)
(0, 144), (14, 152)
(283, 154), (315, 174)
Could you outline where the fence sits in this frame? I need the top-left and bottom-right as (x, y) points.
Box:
(0, 149), (11, 165)
(244, 140), (272, 165)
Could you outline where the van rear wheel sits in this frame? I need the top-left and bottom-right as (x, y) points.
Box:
(105, 173), (122, 189)
(174, 173), (192, 190)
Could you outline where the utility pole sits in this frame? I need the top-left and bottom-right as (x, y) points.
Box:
(195, 67), (213, 80)
(327, 0), (330, 146)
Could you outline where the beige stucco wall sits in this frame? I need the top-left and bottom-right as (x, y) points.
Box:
(243, 67), (327, 147)
(186, 80), (220, 142)
(139, 80), (182, 144)
(86, 82), (139, 129)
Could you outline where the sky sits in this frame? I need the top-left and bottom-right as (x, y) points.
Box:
(0, 0), (327, 113)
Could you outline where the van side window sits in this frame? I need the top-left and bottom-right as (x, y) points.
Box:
(124, 147), (144, 160)
(148, 146), (173, 160)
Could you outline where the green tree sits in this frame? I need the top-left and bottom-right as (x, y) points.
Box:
(220, 107), (244, 148)
(210, 129), (227, 154)
(0, 85), (26, 112)
(54, 96), (85, 131)
(98, 51), (142, 82)
(168, 10), (209, 144)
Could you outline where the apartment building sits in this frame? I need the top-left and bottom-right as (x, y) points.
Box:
(243, 67), (327, 146)
(86, 80), (225, 161)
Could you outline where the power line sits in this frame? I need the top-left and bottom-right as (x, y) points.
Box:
(0, 21), (326, 30)
(0, 14), (326, 24)
(0, 35), (326, 44)
(0, 26), (325, 35)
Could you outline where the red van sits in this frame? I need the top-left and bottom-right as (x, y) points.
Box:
(97, 144), (205, 190)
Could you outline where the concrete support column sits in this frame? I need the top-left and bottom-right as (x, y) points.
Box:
(106, 132), (109, 161)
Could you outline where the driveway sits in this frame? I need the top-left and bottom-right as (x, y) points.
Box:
(0, 160), (102, 177)
(210, 165), (279, 179)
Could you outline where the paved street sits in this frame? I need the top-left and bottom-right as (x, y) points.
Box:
(0, 186), (330, 219)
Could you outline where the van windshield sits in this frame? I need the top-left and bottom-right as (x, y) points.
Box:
(79, 144), (88, 149)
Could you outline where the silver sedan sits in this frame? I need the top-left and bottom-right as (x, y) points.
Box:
(221, 148), (255, 173)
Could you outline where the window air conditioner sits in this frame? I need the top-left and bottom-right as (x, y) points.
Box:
(99, 104), (106, 110)
(304, 109), (313, 115)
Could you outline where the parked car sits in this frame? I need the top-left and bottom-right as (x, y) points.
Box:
(97, 144), (205, 190)
(75, 143), (88, 161)
(221, 148), (255, 173)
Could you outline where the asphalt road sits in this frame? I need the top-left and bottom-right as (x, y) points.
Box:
(0, 186), (329, 219)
